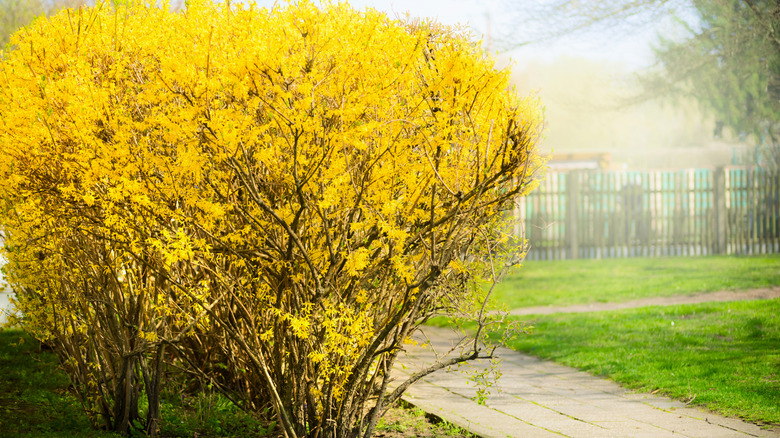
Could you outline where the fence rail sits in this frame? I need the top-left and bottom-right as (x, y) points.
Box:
(517, 167), (780, 260)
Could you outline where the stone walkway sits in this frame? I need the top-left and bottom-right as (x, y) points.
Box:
(395, 289), (780, 438)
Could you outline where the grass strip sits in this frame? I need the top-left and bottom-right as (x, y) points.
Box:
(491, 254), (780, 309)
(0, 329), (118, 437)
(0, 329), (272, 437)
(496, 298), (780, 425)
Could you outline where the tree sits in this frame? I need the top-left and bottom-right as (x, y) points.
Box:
(500, 0), (780, 167)
(643, 0), (780, 167)
(0, 1), (544, 437)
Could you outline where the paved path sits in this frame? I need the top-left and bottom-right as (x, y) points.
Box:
(508, 287), (780, 316)
(395, 291), (780, 438)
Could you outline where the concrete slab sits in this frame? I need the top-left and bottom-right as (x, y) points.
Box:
(394, 326), (780, 438)
(397, 375), (562, 438)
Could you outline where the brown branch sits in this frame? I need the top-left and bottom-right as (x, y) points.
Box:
(384, 347), (489, 406)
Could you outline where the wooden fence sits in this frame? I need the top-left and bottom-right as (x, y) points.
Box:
(516, 167), (780, 260)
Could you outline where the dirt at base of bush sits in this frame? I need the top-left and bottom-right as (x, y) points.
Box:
(371, 402), (476, 438)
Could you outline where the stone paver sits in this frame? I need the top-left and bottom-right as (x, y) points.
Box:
(395, 326), (780, 438)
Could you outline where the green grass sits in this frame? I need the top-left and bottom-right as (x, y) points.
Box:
(0, 329), (272, 437)
(0, 328), (462, 437)
(491, 254), (780, 309)
(375, 400), (476, 437)
(496, 298), (780, 425)
(0, 330), (119, 437)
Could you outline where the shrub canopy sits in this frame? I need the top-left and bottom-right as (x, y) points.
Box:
(0, 1), (544, 437)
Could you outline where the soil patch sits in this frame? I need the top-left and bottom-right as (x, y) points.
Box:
(373, 401), (476, 438)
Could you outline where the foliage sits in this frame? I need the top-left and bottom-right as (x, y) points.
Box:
(501, 0), (780, 166)
(465, 358), (502, 405)
(644, 0), (780, 167)
(498, 299), (780, 424)
(0, 327), (463, 438)
(510, 57), (714, 159)
(0, 1), (544, 437)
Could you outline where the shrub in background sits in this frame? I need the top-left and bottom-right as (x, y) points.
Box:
(0, 1), (544, 437)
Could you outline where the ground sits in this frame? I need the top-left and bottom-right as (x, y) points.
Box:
(509, 287), (780, 315)
(373, 401), (475, 438)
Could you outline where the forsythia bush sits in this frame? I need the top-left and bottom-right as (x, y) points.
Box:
(0, 1), (544, 437)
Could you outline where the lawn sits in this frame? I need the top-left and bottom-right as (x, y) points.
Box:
(476, 254), (780, 426)
(495, 298), (780, 426)
(0, 329), (272, 437)
(0, 330), (119, 437)
(490, 254), (780, 309)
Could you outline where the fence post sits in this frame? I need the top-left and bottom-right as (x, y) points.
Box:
(713, 166), (727, 254)
(566, 171), (579, 259)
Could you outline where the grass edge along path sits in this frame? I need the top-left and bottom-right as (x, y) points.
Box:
(508, 287), (780, 315)
(491, 254), (780, 309)
(494, 298), (780, 427)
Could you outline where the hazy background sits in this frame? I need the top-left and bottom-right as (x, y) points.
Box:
(248, 0), (751, 170)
